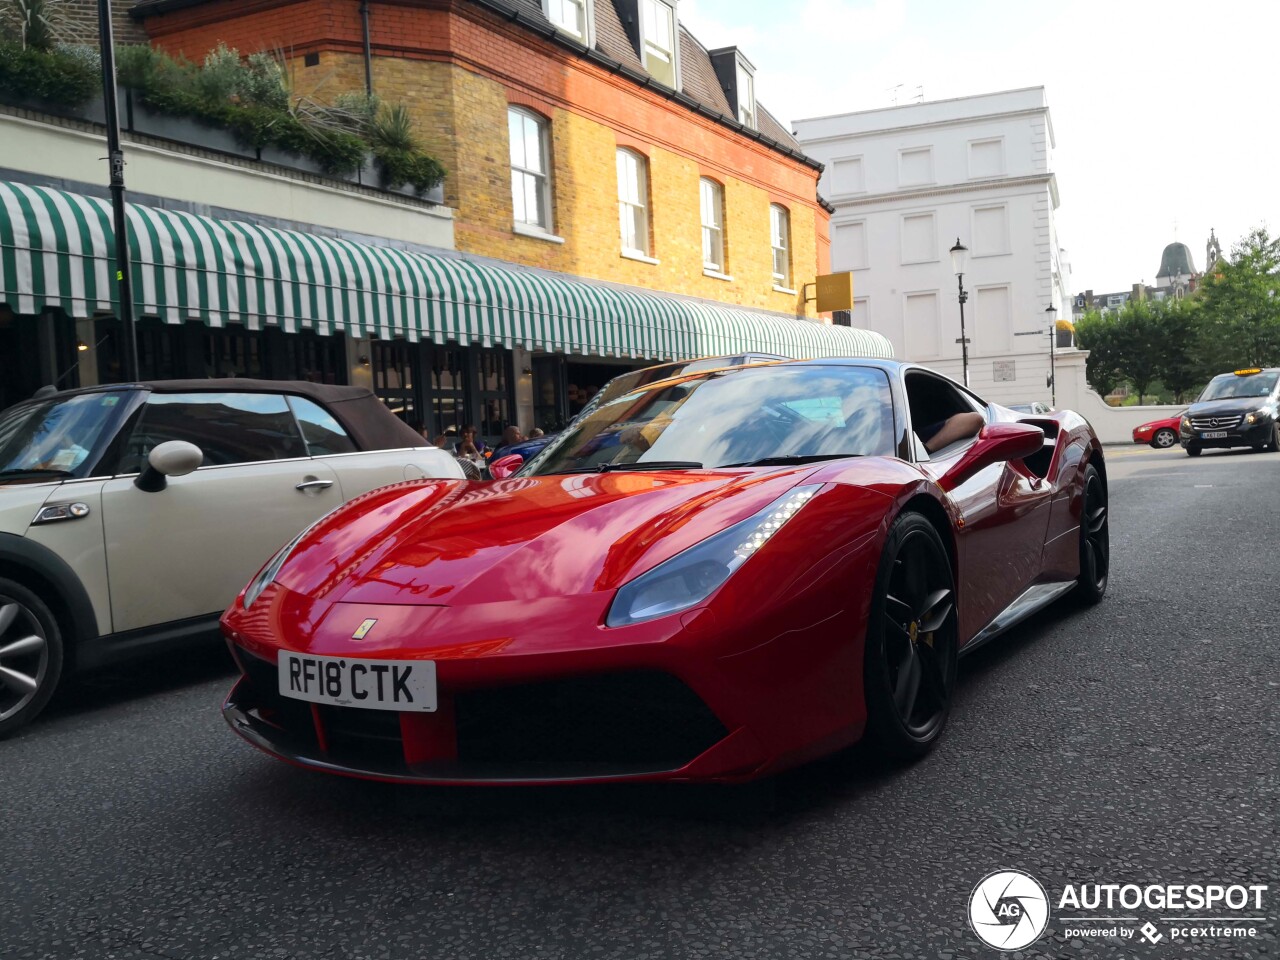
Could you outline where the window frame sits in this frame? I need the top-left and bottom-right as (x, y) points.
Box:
(735, 62), (755, 129)
(508, 106), (554, 234)
(699, 177), (725, 273)
(769, 203), (791, 289)
(639, 0), (679, 89)
(543, 0), (592, 43)
(617, 147), (652, 258)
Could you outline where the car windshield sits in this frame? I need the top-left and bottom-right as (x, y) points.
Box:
(0, 392), (127, 480)
(1199, 371), (1279, 401)
(523, 364), (896, 474)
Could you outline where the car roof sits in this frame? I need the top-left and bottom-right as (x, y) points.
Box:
(8, 379), (425, 452)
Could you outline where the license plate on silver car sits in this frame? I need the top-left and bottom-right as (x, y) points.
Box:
(1202, 431), (1228, 439)
(278, 652), (437, 711)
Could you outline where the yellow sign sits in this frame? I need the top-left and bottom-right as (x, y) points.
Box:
(815, 272), (854, 312)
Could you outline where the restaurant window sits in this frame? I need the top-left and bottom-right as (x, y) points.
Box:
(473, 347), (512, 441)
(425, 343), (467, 439)
(372, 339), (417, 425)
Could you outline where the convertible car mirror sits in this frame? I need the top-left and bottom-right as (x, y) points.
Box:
(135, 440), (204, 492)
(489, 453), (523, 480)
(937, 422), (1044, 492)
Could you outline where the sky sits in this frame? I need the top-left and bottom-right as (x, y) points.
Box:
(677, 0), (1280, 294)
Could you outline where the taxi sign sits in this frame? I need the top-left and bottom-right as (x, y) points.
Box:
(1234, 368), (1262, 376)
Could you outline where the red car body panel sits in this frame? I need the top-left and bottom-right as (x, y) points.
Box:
(221, 363), (1104, 786)
(1133, 414), (1181, 444)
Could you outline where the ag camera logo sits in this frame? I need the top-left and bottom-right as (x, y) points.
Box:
(969, 869), (1051, 951)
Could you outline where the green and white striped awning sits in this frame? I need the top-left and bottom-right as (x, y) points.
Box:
(0, 180), (892, 361)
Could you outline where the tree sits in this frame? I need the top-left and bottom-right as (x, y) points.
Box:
(1110, 299), (1164, 403)
(1195, 227), (1280, 369)
(1152, 298), (1208, 403)
(1074, 310), (1122, 399)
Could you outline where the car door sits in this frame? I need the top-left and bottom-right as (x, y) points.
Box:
(908, 375), (1053, 640)
(99, 391), (341, 634)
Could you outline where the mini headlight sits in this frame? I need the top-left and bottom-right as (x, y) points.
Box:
(606, 485), (821, 627)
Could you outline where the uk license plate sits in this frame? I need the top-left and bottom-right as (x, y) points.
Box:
(278, 652), (437, 711)
(1202, 431), (1229, 439)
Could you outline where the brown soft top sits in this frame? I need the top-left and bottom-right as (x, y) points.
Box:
(31, 379), (426, 452)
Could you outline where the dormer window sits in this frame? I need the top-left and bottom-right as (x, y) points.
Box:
(640, 0), (678, 88)
(544, 0), (591, 43)
(735, 63), (755, 128)
(708, 47), (756, 131)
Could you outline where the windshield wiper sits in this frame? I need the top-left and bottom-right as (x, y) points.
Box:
(556, 460), (704, 474)
(0, 468), (74, 479)
(723, 453), (862, 468)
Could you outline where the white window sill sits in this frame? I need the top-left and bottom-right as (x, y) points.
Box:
(514, 223), (565, 244)
(703, 268), (733, 282)
(621, 249), (660, 265)
(772, 284), (797, 295)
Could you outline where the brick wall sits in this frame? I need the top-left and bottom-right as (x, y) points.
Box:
(142, 0), (828, 317)
(38, 0), (148, 47)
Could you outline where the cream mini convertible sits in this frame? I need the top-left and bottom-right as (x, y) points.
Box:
(0, 379), (463, 736)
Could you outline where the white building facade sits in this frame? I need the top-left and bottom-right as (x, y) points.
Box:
(795, 87), (1074, 405)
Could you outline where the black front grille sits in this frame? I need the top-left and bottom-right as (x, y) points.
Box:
(455, 672), (727, 766)
(235, 648), (727, 774)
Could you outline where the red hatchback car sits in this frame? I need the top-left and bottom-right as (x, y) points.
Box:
(221, 359), (1109, 786)
(1132, 414), (1182, 449)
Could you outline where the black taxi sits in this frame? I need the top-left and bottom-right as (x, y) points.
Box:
(1179, 368), (1280, 456)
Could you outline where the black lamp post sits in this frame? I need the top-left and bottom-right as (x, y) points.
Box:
(949, 238), (970, 386)
(96, 0), (139, 382)
(1045, 302), (1057, 406)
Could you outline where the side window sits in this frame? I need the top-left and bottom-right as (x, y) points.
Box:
(119, 393), (307, 471)
(288, 396), (357, 456)
(904, 373), (985, 459)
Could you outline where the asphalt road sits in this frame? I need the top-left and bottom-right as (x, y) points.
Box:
(3, 445), (1277, 960)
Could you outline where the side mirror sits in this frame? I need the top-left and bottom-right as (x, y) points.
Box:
(135, 440), (204, 492)
(938, 423), (1044, 493)
(489, 453), (523, 480)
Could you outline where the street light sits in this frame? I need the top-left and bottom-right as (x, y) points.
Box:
(950, 238), (970, 386)
(1014, 302), (1058, 406)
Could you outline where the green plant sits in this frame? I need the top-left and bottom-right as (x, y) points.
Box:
(196, 42), (242, 104)
(0, 39), (98, 105)
(10, 0), (60, 52)
(241, 51), (287, 111)
(374, 145), (446, 194)
(325, 90), (380, 134)
(369, 101), (418, 151)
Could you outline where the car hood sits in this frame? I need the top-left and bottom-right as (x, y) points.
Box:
(274, 469), (814, 606)
(1186, 398), (1272, 417)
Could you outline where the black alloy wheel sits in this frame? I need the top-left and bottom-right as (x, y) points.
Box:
(1151, 428), (1177, 449)
(863, 512), (958, 759)
(1074, 463), (1109, 605)
(1267, 423), (1280, 453)
(0, 578), (64, 738)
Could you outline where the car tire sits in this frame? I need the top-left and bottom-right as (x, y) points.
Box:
(0, 578), (64, 739)
(862, 512), (958, 760)
(1268, 424), (1280, 453)
(1186, 445), (1201, 457)
(1151, 428), (1177, 449)
(1073, 464), (1109, 606)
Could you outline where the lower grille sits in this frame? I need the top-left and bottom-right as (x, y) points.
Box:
(1190, 415), (1242, 430)
(235, 649), (727, 773)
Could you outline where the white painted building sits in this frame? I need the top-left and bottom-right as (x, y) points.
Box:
(795, 87), (1073, 405)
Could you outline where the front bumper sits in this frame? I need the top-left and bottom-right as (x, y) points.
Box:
(1180, 420), (1273, 449)
(223, 648), (773, 785)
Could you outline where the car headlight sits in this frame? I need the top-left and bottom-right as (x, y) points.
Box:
(605, 485), (821, 627)
(242, 526), (312, 609)
(1180, 415), (1190, 428)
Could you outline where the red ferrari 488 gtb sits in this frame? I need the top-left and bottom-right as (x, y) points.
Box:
(222, 359), (1108, 785)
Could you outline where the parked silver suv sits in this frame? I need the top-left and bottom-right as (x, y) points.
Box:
(0, 379), (463, 736)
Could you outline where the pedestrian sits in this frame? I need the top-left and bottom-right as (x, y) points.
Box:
(529, 427), (544, 438)
(492, 425), (526, 459)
